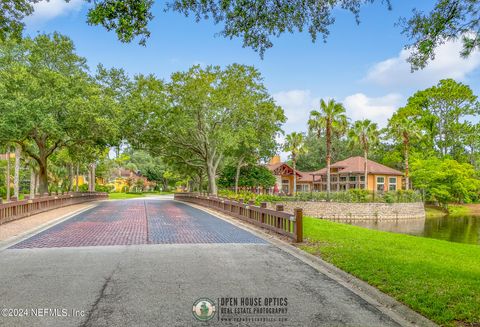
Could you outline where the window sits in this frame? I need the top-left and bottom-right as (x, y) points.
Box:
(360, 176), (365, 182)
(389, 177), (397, 191)
(349, 176), (356, 182)
(376, 176), (385, 191)
(297, 184), (309, 192)
(282, 179), (289, 194)
(340, 176), (347, 182)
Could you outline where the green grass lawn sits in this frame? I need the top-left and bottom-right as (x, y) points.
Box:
(300, 217), (480, 326)
(108, 193), (146, 200)
(108, 191), (173, 200)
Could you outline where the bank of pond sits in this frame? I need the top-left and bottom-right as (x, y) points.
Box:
(301, 216), (480, 326)
(343, 214), (480, 245)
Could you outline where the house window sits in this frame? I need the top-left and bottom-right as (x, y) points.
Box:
(282, 179), (289, 194)
(360, 176), (365, 182)
(376, 177), (385, 191)
(389, 177), (397, 191)
(340, 176), (347, 182)
(298, 184), (309, 192)
(349, 176), (356, 182)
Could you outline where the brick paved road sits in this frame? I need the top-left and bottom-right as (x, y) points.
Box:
(0, 198), (413, 327)
(10, 199), (264, 249)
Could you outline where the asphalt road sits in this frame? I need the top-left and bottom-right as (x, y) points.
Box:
(0, 198), (402, 327)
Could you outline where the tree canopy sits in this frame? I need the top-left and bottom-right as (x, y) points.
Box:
(0, 33), (120, 193)
(2, 1), (478, 68)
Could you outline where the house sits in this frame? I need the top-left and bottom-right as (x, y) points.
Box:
(109, 168), (155, 192)
(266, 156), (404, 194)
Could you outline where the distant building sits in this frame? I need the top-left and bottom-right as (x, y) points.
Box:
(266, 155), (404, 194)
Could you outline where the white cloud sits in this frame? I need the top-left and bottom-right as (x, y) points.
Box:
(26, 0), (84, 23)
(364, 38), (480, 89)
(273, 89), (320, 133)
(273, 89), (402, 159)
(343, 93), (403, 127)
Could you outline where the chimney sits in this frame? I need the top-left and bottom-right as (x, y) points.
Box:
(268, 155), (281, 165)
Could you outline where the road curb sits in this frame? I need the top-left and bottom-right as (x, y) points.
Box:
(177, 200), (438, 327)
(0, 203), (99, 252)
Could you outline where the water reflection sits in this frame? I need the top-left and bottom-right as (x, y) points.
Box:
(342, 215), (480, 245)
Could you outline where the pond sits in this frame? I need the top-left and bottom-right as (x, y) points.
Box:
(344, 215), (480, 245)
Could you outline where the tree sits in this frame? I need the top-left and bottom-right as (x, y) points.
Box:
(401, 0), (480, 70)
(283, 132), (307, 195)
(411, 157), (480, 206)
(13, 144), (21, 198)
(348, 120), (379, 190)
(397, 79), (479, 159)
(218, 165), (276, 190)
(3, 1), (478, 68)
(462, 122), (480, 170)
(388, 116), (421, 190)
(308, 99), (348, 194)
(0, 33), (120, 193)
(133, 64), (283, 195)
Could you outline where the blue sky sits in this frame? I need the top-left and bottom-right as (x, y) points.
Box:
(24, 0), (480, 135)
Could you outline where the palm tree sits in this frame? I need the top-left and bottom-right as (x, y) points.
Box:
(283, 132), (307, 195)
(389, 117), (421, 190)
(308, 99), (348, 194)
(348, 120), (379, 190)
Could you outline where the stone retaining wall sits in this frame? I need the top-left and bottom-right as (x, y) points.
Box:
(266, 201), (425, 220)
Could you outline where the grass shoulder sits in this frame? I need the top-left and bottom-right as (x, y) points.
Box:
(300, 216), (480, 326)
(108, 191), (173, 200)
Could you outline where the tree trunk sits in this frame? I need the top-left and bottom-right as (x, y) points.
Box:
(91, 163), (96, 192)
(198, 172), (203, 192)
(67, 164), (74, 192)
(30, 167), (36, 199)
(14, 145), (21, 198)
(293, 159), (297, 195)
(37, 157), (48, 195)
(75, 164), (79, 192)
(364, 151), (368, 190)
(326, 118), (332, 195)
(6, 146), (11, 201)
(234, 157), (244, 194)
(404, 136), (409, 191)
(206, 164), (217, 195)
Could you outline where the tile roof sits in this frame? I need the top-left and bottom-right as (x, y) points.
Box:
(313, 156), (403, 176)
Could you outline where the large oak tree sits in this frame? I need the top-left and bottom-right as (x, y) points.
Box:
(0, 33), (119, 194)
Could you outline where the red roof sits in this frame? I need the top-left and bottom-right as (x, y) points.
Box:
(313, 156), (403, 176)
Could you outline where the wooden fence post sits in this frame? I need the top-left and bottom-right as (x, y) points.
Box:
(276, 204), (283, 229)
(260, 202), (267, 224)
(294, 208), (303, 243)
(248, 200), (254, 220)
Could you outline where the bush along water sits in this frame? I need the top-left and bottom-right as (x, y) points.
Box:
(217, 189), (422, 204)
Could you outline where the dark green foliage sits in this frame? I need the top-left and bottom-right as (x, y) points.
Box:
(217, 189), (422, 203)
(218, 165), (276, 189)
(87, 0), (154, 46)
(169, 0), (387, 57)
(401, 0), (480, 70)
(296, 132), (362, 172)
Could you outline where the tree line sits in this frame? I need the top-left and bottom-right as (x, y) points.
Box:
(0, 33), (285, 198)
(288, 79), (480, 205)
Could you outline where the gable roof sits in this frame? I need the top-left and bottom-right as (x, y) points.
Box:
(266, 162), (303, 178)
(313, 156), (403, 176)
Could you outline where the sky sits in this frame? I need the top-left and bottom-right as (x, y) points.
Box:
(23, 0), (480, 140)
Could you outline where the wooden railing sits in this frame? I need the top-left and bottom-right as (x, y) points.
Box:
(0, 192), (108, 225)
(174, 192), (303, 242)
